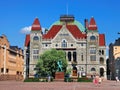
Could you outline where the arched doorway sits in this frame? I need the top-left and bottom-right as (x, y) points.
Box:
(91, 67), (96, 75)
(100, 68), (104, 77)
(72, 66), (77, 76)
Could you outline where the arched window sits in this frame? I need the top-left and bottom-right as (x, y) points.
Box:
(91, 67), (96, 71)
(68, 52), (71, 61)
(73, 52), (77, 62)
(61, 39), (67, 47)
(100, 57), (104, 64)
(90, 35), (96, 41)
(99, 50), (101, 55)
(33, 36), (39, 40)
(102, 50), (104, 55)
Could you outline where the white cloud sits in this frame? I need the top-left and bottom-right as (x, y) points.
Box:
(20, 26), (47, 34)
(106, 56), (108, 59)
(106, 46), (109, 50)
(20, 26), (31, 34)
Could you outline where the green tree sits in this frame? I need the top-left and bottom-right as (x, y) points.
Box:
(36, 49), (67, 78)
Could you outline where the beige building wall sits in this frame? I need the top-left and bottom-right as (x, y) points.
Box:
(0, 35), (24, 76)
(113, 46), (120, 59)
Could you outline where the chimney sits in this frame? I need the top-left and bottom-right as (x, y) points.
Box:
(84, 19), (88, 29)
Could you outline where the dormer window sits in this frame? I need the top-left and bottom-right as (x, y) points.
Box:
(33, 36), (39, 41)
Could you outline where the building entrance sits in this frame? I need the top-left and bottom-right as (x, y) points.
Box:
(100, 68), (104, 76)
(72, 66), (77, 76)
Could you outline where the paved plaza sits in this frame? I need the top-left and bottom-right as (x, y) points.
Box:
(0, 80), (120, 90)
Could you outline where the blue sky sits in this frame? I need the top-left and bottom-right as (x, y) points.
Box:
(0, 0), (120, 51)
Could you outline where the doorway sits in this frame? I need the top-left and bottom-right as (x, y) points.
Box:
(72, 66), (77, 76)
(100, 68), (104, 77)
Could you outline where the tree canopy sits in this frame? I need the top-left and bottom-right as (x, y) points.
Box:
(36, 49), (68, 77)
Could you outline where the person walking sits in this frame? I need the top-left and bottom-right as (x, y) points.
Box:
(98, 76), (102, 86)
(93, 76), (98, 86)
(115, 76), (119, 82)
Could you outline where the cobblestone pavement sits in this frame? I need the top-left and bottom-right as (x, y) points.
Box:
(0, 80), (120, 90)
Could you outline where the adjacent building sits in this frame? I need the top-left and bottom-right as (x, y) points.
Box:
(24, 15), (106, 79)
(0, 35), (24, 80)
(109, 38), (120, 80)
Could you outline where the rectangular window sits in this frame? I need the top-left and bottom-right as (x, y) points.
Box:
(33, 55), (39, 60)
(90, 55), (96, 61)
(1, 68), (4, 73)
(33, 49), (39, 54)
(90, 47), (96, 54)
(6, 69), (9, 73)
(81, 43), (83, 46)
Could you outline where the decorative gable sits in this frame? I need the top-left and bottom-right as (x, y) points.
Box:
(43, 25), (86, 40)
(88, 17), (97, 30)
(31, 18), (41, 31)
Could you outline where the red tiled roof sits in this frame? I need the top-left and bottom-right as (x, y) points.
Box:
(43, 25), (86, 39)
(99, 34), (105, 46)
(25, 34), (30, 46)
(66, 25), (86, 39)
(31, 18), (41, 31)
(88, 17), (97, 30)
(43, 25), (62, 39)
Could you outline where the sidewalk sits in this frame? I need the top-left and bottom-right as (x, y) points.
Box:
(0, 80), (120, 90)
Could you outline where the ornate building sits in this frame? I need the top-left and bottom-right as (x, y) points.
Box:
(24, 15), (106, 78)
(0, 35), (24, 80)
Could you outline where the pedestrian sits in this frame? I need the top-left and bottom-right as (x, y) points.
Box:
(91, 75), (93, 80)
(115, 76), (119, 82)
(48, 75), (51, 82)
(93, 76), (98, 86)
(98, 76), (102, 86)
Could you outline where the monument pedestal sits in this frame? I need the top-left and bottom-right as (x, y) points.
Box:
(55, 72), (64, 81)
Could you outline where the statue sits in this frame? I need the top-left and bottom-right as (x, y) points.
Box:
(57, 60), (63, 72)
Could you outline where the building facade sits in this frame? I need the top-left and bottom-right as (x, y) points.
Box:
(0, 35), (24, 80)
(109, 38), (120, 80)
(24, 15), (106, 78)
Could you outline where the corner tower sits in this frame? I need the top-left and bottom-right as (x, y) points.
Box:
(86, 17), (106, 78)
(29, 18), (42, 76)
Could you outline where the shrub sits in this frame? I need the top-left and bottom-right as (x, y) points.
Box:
(64, 77), (73, 82)
(77, 77), (92, 82)
(24, 78), (40, 82)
